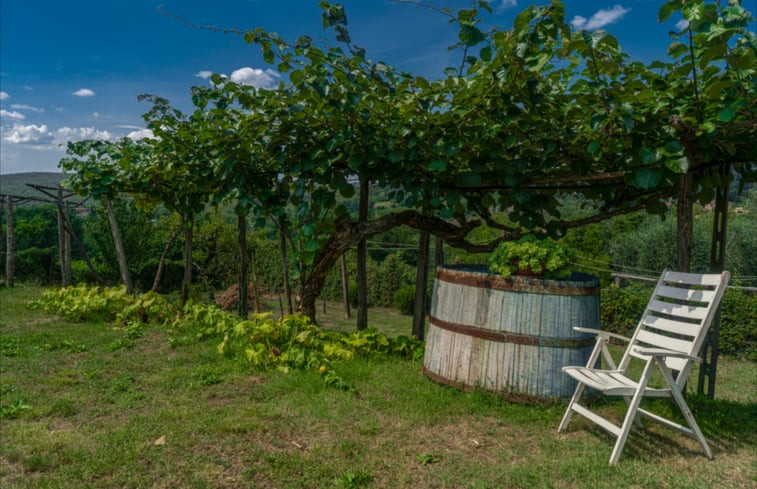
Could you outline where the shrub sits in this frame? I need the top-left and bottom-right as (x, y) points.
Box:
(599, 282), (653, 337)
(394, 286), (415, 315)
(32, 284), (176, 325)
(13, 247), (55, 284)
(32, 284), (133, 322)
(719, 289), (757, 361)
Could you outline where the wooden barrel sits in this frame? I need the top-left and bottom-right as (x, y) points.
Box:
(423, 265), (599, 400)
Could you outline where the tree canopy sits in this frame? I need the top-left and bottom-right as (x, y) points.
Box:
(60, 0), (756, 319)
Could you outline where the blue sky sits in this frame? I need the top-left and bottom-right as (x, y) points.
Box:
(0, 0), (720, 175)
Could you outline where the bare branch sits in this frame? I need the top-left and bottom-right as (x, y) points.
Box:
(156, 4), (246, 35)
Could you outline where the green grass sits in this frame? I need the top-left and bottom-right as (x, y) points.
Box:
(1, 284), (755, 488)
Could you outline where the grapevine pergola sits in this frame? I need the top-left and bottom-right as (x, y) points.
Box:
(59, 0), (756, 397)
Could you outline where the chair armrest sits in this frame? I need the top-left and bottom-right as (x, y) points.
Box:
(573, 327), (631, 343)
(633, 347), (701, 363)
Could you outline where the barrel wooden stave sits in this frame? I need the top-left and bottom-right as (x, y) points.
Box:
(424, 266), (599, 399)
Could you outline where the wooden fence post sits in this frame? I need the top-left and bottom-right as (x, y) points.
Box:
(4, 195), (14, 287)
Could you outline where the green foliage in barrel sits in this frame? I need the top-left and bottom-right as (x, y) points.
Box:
(488, 236), (574, 279)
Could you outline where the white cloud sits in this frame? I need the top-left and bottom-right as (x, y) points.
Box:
(497, 0), (517, 13)
(0, 91), (9, 100)
(676, 19), (689, 31)
(2, 123), (116, 149)
(127, 128), (155, 140)
(10, 104), (45, 113)
(229, 67), (280, 88)
(571, 5), (630, 31)
(73, 88), (96, 97)
(3, 123), (54, 145)
(195, 70), (214, 79)
(1, 109), (26, 120)
(93, 112), (100, 118)
(116, 124), (143, 130)
(55, 126), (113, 143)
(571, 15), (588, 29)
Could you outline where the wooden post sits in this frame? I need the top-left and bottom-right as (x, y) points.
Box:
(412, 230), (430, 340)
(181, 215), (193, 304)
(4, 196), (14, 287)
(56, 187), (72, 286)
(152, 222), (182, 293)
(676, 172), (694, 273)
(250, 244), (261, 313)
(278, 218), (293, 315)
(356, 178), (369, 330)
(698, 164), (730, 399)
(60, 212), (106, 285)
(340, 253), (351, 319)
(64, 223), (72, 284)
(434, 235), (444, 270)
(237, 212), (249, 318)
(106, 200), (133, 293)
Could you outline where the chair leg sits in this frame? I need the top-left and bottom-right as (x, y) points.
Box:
(658, 363), (714, 459)
(558, 382), (585, 432)
(560, 337), (606, 433)
(622, 395), (644, 429)
(609, 361), (654, 465)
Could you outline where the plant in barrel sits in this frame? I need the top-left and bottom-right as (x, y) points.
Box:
(488, 235), (574, 279)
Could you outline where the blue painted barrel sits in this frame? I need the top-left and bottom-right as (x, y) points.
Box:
(423, 265), (599, 400)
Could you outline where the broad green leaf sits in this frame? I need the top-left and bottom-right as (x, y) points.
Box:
(479, 45), (493, 62)
(459, 25), (485, 47)
(658, 1), (680, 22)
(640, 147), (659, 165)
(338, 182), (355, 198)
(664, 141), (684, 154)
(665, 156), (690, 173)
(428, 159), (447, 171)
(634, 168), (662, 189)
(717, 109), (736, 122)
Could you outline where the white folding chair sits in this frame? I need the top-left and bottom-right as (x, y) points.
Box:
(557, 270), (730, 464)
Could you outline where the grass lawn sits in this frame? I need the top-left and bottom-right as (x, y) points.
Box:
(1, 284), (755, 488)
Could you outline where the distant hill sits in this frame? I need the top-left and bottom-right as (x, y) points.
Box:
(0, 172), (73, 206)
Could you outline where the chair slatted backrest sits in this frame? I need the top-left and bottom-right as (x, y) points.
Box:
(620, 270), (730, 376)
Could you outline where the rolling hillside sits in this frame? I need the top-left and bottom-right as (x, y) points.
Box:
(0, 172), (72, 205)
